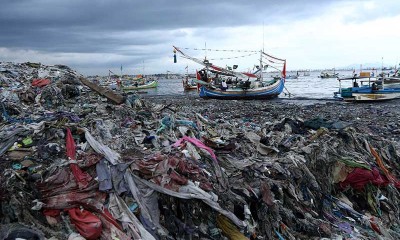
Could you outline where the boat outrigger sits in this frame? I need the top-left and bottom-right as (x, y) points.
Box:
(173, 46), (286, 100)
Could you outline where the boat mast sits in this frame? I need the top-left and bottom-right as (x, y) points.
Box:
(204, 42), (209, 80)
(142, 60), (145, 77)
(381, 57), (385, 89)
(204, 42), (207, 60)
(260, 50), (263, 81)
(261, 22), (264, 81)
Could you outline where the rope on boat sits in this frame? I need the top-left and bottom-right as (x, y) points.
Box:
(207, 52), (258, 61)
(179, 52), (258, 61)
(183, 47), (258, 53)
(284, 86), (293, 98)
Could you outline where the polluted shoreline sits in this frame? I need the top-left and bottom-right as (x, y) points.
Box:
(1, 62), (400, 240)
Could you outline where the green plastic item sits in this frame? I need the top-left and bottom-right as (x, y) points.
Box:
(22, 137), (33, 146)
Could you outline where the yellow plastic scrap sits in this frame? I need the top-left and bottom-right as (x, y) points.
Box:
(309, 127), (329, 141)
(216, 214), (249, 240)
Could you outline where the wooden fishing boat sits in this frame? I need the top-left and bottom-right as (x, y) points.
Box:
(173, 46), (286, 100)
(199, 79), (284, 100)
(334, 74), (400, 102)
(182, 75), (198, 91)
(285, 75), (298, 79)
(122, 80), (158, 91)
(320, 70), (338, 78)
(183, 80), (197, 91)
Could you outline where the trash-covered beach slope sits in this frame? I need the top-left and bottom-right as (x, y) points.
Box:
(1, 62), (400, 239)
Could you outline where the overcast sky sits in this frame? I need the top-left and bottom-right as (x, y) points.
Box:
(1, 0), (399, 75)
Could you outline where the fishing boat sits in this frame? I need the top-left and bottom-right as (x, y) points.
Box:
(182, 67), (198, 91)
(334, 72), (400, 102)
(173, 46), (286, 100)
(182, 77), (198, 91)
(199, 79), (284, 99)
(379, 69), (400, 86)
(320, 70), (338, 78)
(286, 73), (299, 79)
(122, 79), (158, 91)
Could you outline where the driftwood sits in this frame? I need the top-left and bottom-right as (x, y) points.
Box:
(79, 77), (126, 104)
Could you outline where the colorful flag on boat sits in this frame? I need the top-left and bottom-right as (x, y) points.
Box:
(196, 70), (201, 80)
(282, 61), (286, 80)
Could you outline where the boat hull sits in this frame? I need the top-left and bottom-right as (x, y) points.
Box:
(320, 75), (338, 79)
(199, 79), (284, 100)
(339, 87), (400, 102)
(123, 80), (158, 91)
(182, 79), (198, 91)
(184, 85), (197, 91)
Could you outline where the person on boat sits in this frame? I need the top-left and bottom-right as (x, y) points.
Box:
(245, 78), (251, 89)
(353, 81), (359, 87)
(221, 79), (228, 91)
(200, 70), (208, 83)
(372, 82), (378, 91)
(246, 78), (250, 88)
(213, 74), (221, 85)
(210, 78), (215, 86)
(233, 77), (238, 86)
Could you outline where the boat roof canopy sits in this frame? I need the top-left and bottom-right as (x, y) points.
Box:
(338, 77), (377, 81)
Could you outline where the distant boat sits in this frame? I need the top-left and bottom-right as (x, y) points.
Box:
(320, 70), (339, 79)
(286, 74), (299, 79)
(182, 77), (198, 91)
(173, 46), (286, 100)
(380, 69), (400, 86)
(122, 79), (158, 91)
(334, 72), (400, 101)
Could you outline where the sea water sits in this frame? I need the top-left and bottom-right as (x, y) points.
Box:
(139, 70), (383, 99)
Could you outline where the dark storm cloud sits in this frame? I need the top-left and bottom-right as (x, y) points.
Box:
(6, 0), (395, 74)
(0, 0), (343, 54)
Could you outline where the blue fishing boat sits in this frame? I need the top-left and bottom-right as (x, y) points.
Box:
(173, 46), (286, 100)
(199, 78), (284, 100)
(334, 72), (400, 102)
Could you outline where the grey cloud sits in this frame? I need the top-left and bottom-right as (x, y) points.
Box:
(341, 1), (400, 23)
(3, 0), (386, 74)
(0, 0), (342, 53)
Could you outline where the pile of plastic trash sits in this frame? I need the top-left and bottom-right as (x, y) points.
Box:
(1, 62), (400, 240)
